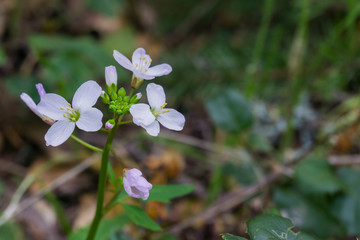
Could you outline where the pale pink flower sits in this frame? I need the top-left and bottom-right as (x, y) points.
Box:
(123, 168), (152, 200)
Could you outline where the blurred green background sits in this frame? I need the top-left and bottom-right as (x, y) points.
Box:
(1, 0), (360, 239)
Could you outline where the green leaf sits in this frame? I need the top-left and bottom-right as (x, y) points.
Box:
(206, 89), (253, 132)
(294, 156), (343, 194)
(84, 0), (123, 16)
(274, 187), (345, 238)
(247, 214), (293, 240)
(69, 215), (129, 240)
(0, 221), (24, 240)
(0, 46), (7, 65)
(221, 233), (248, 240)
(331, 167), (360, 235)
(146, 184), (194, 203)
(247, 214), (317, 240)
(122, 203), (162, 231)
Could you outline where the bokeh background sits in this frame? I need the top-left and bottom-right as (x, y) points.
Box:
(1, 0), (360, 239)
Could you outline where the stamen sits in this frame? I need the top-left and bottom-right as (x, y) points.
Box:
(60, 107), (64, 110)
(67, 103), (71, 107)
(162, 109), (170, 113)
(63, 113), (67, 118)
(66, 107), (71, 111)
(71, 117), (76, 121)
(160, 103), (167, 109)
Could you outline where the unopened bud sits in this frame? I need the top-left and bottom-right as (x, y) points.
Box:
(105, 119), (115, 129)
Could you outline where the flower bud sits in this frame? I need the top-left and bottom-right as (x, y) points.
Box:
(105, 66), (117, 87)
(130, 92), (142, 104)
(118, 87), (126, 98)
(105, 119), (115, 129)
(100, 91), (110, 104)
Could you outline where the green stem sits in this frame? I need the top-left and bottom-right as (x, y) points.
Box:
(86, 115), (124, 240)
(118, 120), (132, 125)
(70, 135), (103, 153)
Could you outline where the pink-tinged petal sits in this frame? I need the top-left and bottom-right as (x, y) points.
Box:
(141, 120), (160, 136)
(123, 168), (152, 200)
(105, 66), (117, 87)
(36, 83), (46, 97)
(123, 177), (132, 196)
(133, 69), (154, 80)
(147, 64), (172, 77)
(20, 93), (43, 118)
(132, 48), (146, 66)
(135, 176), (152, 191)
(113, 50), (134, 71)
(37, 93), (69, 120)
(158, 109), (185, 131)
(76, 108), (103, 132)
(72, 81), (102, 111)
(130, 103), (155, 126)
(127, 168), (143, 178)
(44, 120), (75, 147)
(146, 83), (166, 109)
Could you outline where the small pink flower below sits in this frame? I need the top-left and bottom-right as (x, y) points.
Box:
(123, 168), (152, 200)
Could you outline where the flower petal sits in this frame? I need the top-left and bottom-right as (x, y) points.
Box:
(133, 69), (155, 80)
(37, 93), (69, 120)
(105, 66), (117, 87)
(127, 168), (143, 178)
(113, 50), (134, 71)
(76, 108), (103, 132)
(72, 81), (102, 111)
(130, 103), (155, 126)
(141, 120), (160, 136)
(20, 93), (43, 118)
(158, 109), (185, 131)
(146, 83), (166, 109)
(36, 83), (46, 97)
(44, 120), (75, 146)
(132, 48), (146, 66)
(147, 64), (172, 77)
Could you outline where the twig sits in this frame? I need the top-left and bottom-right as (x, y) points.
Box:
(329, 154), (360, 166)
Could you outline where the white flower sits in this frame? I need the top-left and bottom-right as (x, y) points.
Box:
(113, 48), (172, 80)
(37, 81), (103, 147)
(105, 65), (117, 87)
(20, 83), (54, 125)
(130, 83), (185, 136)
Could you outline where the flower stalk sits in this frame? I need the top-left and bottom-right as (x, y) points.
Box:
(86, 117), (120, 240)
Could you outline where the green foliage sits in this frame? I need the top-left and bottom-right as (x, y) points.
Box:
(331, 168), (360, 235)
(206, 89), (253, 132)
(246, 214), (316, 240)
(294, 157), (343, 194)
(84, 0), (123, 16)
(28, 34), (111, 98)
(221, 233), (247, 240)
(222, 214), (315, 240)
(274, 187), (345, 238)
(69, 215), (129, 240)
(146, 184), (195, 203)
(0, 221), (24, 240)
(0, 46), (6, 66)
(122, 203), (162, 231)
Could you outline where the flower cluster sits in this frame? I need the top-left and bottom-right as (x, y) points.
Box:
(20, 47), (185, 201)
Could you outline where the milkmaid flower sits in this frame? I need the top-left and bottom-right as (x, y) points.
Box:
(130, 83), (185, 136)
(20, 83), (54, 125)
(123, 168), (152, 200)
(37, 80), (103, 147)
(113, 48), (172, 80)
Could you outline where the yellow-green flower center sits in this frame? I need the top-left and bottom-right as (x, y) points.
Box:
(60, 104), (80, 122)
